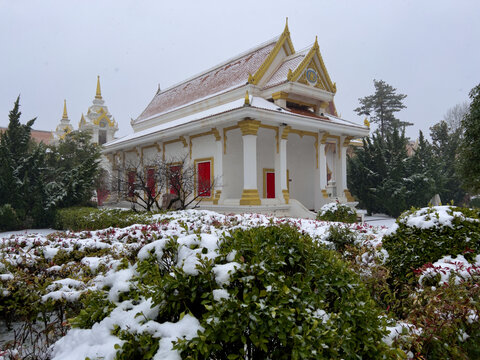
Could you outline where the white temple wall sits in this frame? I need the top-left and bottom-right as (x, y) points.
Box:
(222, 128), (243, 199)
(164, 141), (187, 161)
(124, 151), (138, 167)
(143, 146), (160, 164)
(287, 135), (315, 210)
(191, 135), (215, 160)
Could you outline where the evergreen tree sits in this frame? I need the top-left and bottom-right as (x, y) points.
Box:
(0, 99), (101, 229)
(45, 131), (101, 208)
(458, 83), (480, 194)
(355, 79), (409, 137)
(430, 119), (465, 204)
(404, 130), (438, 208)
(0, 96), (44, 224)
(348, 127), (440, 217)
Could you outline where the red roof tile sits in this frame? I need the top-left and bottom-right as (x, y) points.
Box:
(263, 52), (305, 89)
(0, 127), (53, 144)
(136, 40), (277, 122)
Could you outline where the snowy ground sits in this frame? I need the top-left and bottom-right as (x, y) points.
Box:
(0, 228), (60, 237)
(364, 214), (396, 228)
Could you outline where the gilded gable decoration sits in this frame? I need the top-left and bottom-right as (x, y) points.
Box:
(287, 37), (336, 93)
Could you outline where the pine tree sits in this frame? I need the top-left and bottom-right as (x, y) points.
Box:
(430, 119), (465, 204)
(348, 127), (440, 217)
(355, 79), (409, 137)
(45, 130), (101, 208)
(405, 130), (438, 208)
(0, 96), (39, 221)
(458, 83), (480, 194)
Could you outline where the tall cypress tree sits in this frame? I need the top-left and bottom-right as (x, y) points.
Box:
(458, 83), (480, 194)
(0, 96), (37, 215)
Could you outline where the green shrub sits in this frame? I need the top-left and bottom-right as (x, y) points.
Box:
(54, 207), (162, 231)
(383, 205), (480, 282)
(317, 202), (357, 223)
(325, 225), (357, 251)
(470, 196), (480, 209)
(395, 277), (480, 359)
(169, 225), (395, 359)
(0, 204), (21, 231)
(71, 291), (115, 329)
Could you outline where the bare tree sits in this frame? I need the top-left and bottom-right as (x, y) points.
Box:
(443, 101), (469, 133)
(110, 154), (215, 211)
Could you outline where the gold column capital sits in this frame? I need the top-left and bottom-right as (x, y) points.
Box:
(272, 91), (289, 100)
(281, 125), (291, 140)
(238, 119), (261, 136)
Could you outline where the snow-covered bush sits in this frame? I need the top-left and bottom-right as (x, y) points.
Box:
(383, 206), (480, 281)
(64, 225), (397, 359)
(324, 225), (357, 251)
(317, 202), (357, 223)
(395, 277), (480, 359)
(54, 207), (162, 231)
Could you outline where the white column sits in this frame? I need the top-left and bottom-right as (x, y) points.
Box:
(315, 141), (328, 210)
(238, 119), (261, 205)
(275, 138), (288, 203)
(213, 138), (223, 204)
(243, 135), (257, 188)
(336, 136), (347, 197)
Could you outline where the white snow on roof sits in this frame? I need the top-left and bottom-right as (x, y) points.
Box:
(106, 96), (290, 148)
(106, 97), (246, 147)
(105, 97), (364, 149)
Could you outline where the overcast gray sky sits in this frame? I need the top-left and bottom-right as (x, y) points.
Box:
(1, 0), (479, 140)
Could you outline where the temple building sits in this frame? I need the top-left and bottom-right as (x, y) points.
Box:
(103, 22), (369, 217)
(52, 76), (118, 145)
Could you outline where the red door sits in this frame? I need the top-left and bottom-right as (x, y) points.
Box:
(127, 171), (135, 197)
(147, 168), (155, 197)
(266, 172), (275, 198)
(197, 161), (211, 197)
(169, 165), (181, 195)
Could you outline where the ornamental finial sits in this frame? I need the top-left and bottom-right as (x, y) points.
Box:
(284, 17), (289, 34)
(62, 99), (68, 119)
(244, 90), (250, 106)
(364, 117), (370, 128)
(95, 75), (102, 99)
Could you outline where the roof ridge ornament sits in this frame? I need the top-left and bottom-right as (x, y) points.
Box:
(284, 17), (290, 35)
(244, 90), (251, 106)
(249, 19), (295, 85)
(95, 75), (102, 99)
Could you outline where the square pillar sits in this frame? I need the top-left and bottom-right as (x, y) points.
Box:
(275, 136), (289, 204)
(213, 138), (223, 205)
(315, 139), (328, 210)
(336, 136), (351, 199)
(238, 119), (261, 205)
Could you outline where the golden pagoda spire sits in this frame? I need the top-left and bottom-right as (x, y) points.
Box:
(62, 99), (68, 119)
(95, 75), (102, 99)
